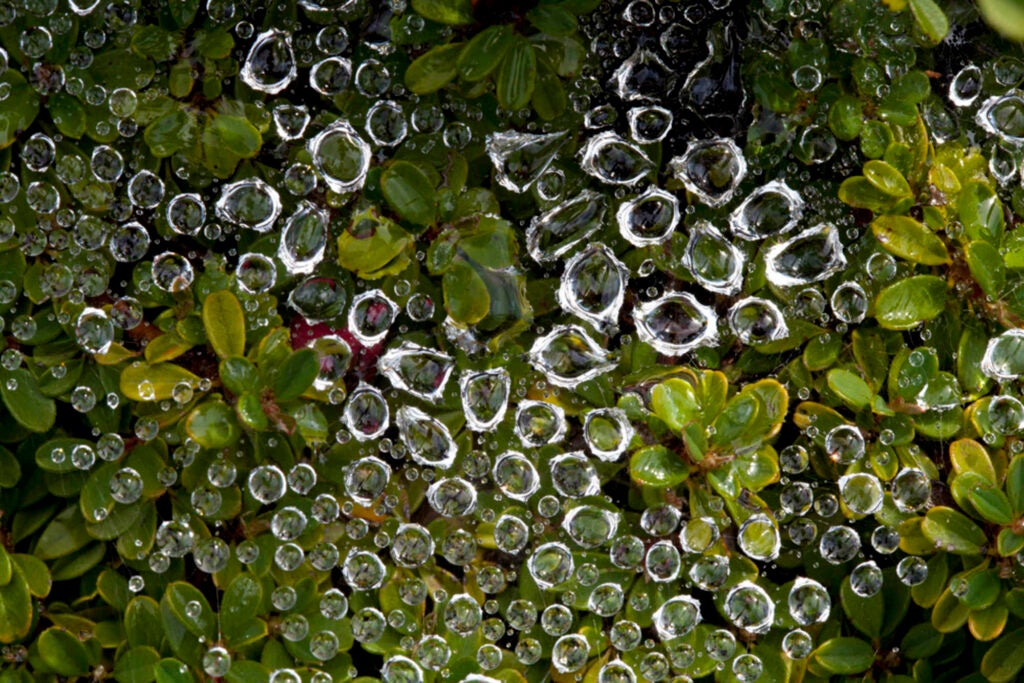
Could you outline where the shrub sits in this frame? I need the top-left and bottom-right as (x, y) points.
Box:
(1, 0), (1024, 681)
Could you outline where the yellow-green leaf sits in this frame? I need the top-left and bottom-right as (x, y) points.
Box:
(203, 289), (245, 358)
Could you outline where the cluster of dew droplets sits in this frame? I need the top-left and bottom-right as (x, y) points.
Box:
(6, 0), (1019, 680)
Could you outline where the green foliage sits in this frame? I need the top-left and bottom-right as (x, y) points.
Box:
(0, 0), (1022, 681)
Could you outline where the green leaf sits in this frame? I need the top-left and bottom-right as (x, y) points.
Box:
(0, 445), (20, 488)
(838, 176), (900, 212)
(527, 5), (578, 35)
(186, 400), (241, 449)
(841, 576), (884, 638)
(829, 95), (863, 141)
(195, 28), (234, 59)
(222, 573), (265, 649)
(629, 445), (689, 487)
(120, 362), (201, 402)
(922, 506), (987, 555)
(458, 25), (514, 81)
(870, 215), (949, 265)
(968, 486), (1014, 526)
(827, 368), (874, 410)
(412, 0), (473, 24)
(950, 439), (997, 485)
(115, 646), (161, 683)
(203, 289), (246, 358)
(0, 368), (55, 433)
(132, 25), (179, 60)
(908, 0), (949, 43)
(497, 38), (537, 111)
(155, 658), (196, 683)
(0, 572), (31, 642)
(337, 212), (413, 279)
(273, 349), (318, 402)
(11, 554), (49, 598)
(443, 260), (490, 325)
(710, 393), (759, 448)
(965, 240), (1006, 298)
(126, 597), (164, 649)
(651, 379), (700, 432)
(144, 110), (193, 158)
(220, 357), (260, 395)
(382, 161), (437, 226)
(406, 43), (464, 94)
(36, 505), (91, 560)
(874, 275), (947, 330)
(960, 181), (1005, 245)
(38, 627), (92, 676)
(812, 637), (875, 675)
(981, 627), (1024, 682)
(1009, 455), (1024, 514)
(48, 92), (86, 139)
(207, 115), (261, 159)
(164, 582), (215, 640)
(863, 159), (913, 198)
(533, 55), (567, 120)
(901, 622), (944, 660)
(0, 70), (40, 150)
(167, 0), (199, 27)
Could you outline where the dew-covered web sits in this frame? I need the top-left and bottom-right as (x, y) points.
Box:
(2, 0), (1024, 680)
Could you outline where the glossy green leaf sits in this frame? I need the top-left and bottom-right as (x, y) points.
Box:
(812, 637), (875, 675)
(863, 159), (913, 198)
(871, 215), (950, 265)
(874, 275), (947, 330)
(827, 368), (874, 410)
(497, 38), (537, 111)
(273, 348), (319, 402)
(960, 181), (1005, 244)
(909, 0), (950, 42)
(651, 378), (700, 432)
(48, 92), (86, 139)
(163, 582), (215, 640)
(0, 70), (40, 150)
(114, 646), (161, 683)
(629, 445), (689, 487)
(405, 42), (463, 94)
(458, 25), (514, 81)
(443, 259), (490, 325)
(120, 362), (200, 402)
(0, 572), (31, 642)
(203, 289), (246, 358)
(0, 368), (55, 433)
(185, 399), (241, 449)
(126, 596), (164, 650)
(38, 627), (92, 676)
(965, 240), (1006, 298)
(207, 114), (261, 158)
(382, 160), (437, 226)
(412, 0), (473, 24)
(154, 658), (196, 683)
(981, 627), (1024, 682)
(922, 506), (987, 555)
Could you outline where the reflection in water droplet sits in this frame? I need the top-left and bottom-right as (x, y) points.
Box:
(241, 30), (297, 95)
(633, 292), (718, 356)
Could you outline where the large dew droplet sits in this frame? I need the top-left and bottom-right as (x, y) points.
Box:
(528, 324), (615, 387)
(557, 243), (628, 329)
(669, 137), (746, 207)
(633, 292), (718, 356)
(308, 120), (372, 194)
(485, 130), (567, 193)
(764, 223), (847, 287)
(241, 30), (297, 95)
(526, 190), (607, 263)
